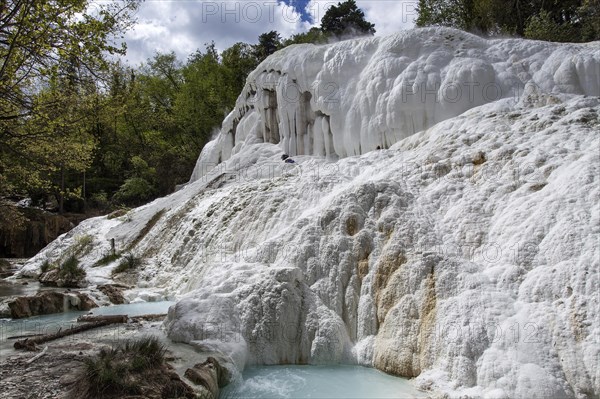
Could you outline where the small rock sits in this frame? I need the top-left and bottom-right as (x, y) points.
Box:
(59, 372), (79, 386)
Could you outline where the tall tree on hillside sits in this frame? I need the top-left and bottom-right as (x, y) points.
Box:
(320, 0), (376, 38)
(175, 44), (236, 160)
(254, 31), (282, 62)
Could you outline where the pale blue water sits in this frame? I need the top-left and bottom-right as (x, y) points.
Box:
(0, 301), (174, 345)
(220, 365), (426, 399)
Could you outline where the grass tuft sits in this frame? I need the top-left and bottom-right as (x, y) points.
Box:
(82, 337), (166, 397)
(59, 255), (86, 281)
(112, 253), (142, 275)
(95, 253), (121, 267)
(72, 234), (94, 256)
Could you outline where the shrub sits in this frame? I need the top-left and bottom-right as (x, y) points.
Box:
(112, 253), (142, 275)
(125, 337), (166, 370)
(89, 191), (109, 210)
(112, 177), (156, 206)
(40, 259), (55, 273)
(59, 255), (86, 281)
(82, 337), (166, 397)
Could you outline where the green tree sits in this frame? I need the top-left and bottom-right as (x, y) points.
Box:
(320, 0), (376, 38)
(222, 42), (259, 93)
(283, 27), (329, 46)
(174, 44), (236, 151)
(0, 0), (140, 213)
(254, 31), (282, 62)
(0, 0), (139, 122)
(579, 0), (600, 41)
(416, 0), (600, 41)
(416, 0), (486, 33)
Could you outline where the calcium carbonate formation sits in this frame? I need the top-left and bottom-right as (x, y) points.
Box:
(18, 28), (600, 398)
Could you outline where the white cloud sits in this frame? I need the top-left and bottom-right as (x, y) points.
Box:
(121, 0), (418, 65)
(356, 0), (418, 35)
(123, 1), (308, 65)
(305, 0), (417, 34)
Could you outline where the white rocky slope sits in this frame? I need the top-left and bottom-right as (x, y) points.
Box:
(17, 28), (600, 398)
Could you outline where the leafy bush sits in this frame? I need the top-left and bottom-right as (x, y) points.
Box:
(59, 255), (86, 281)
(524, 11), (578, 42)
(112, 253), (142, 275)
(112, 177), (156, 206)
(83, 337), (167, 397)
(89, 191), (109, 210)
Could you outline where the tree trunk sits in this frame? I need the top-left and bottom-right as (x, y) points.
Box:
(14, 318), (126, 350)
(59, 165), (65, 214)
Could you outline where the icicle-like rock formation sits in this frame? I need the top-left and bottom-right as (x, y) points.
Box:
(190, 27), (600, 182)
(17, 28), (600, 398)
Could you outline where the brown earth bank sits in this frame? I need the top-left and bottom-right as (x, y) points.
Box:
(7, 291), (98, 319)
(0, 207), (88, 258)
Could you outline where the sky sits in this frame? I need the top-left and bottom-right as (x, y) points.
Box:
(122, 0), (419, 65)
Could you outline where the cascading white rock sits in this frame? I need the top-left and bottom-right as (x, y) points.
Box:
(189, 27), (600, 183)
(16, 28), (600, 398)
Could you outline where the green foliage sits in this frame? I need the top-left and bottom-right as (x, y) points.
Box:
(222, 42), (260, 91)
(113, 253), (142, 274)
(0, 1), (372, 218)
(40, 259), (56, 273)
(89, 191), (110, 210)
(284, 28), (329, 46)
(95, 253), (122, 267)
(174, 43), (239, 152)
(73, 235), (94, 256)
(578, 0), (600, 41)
(59, 255), (86, 281)
(0, 0), (139, 120)
(254, 31), (282, 62)
(0, 0), (140, 209)
(83, 337), (166, 397)
(416, 0), (600, 41)
(112, 178), (156, 206)
(124, 337), (167, 370)
(524, 10), (577, 42)
(320, 0), (376, 38)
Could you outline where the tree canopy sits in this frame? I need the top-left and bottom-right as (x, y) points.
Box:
(320, 0), (376, 38)
(0, 0), (140, 217)
(415, 0), (600, 41)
